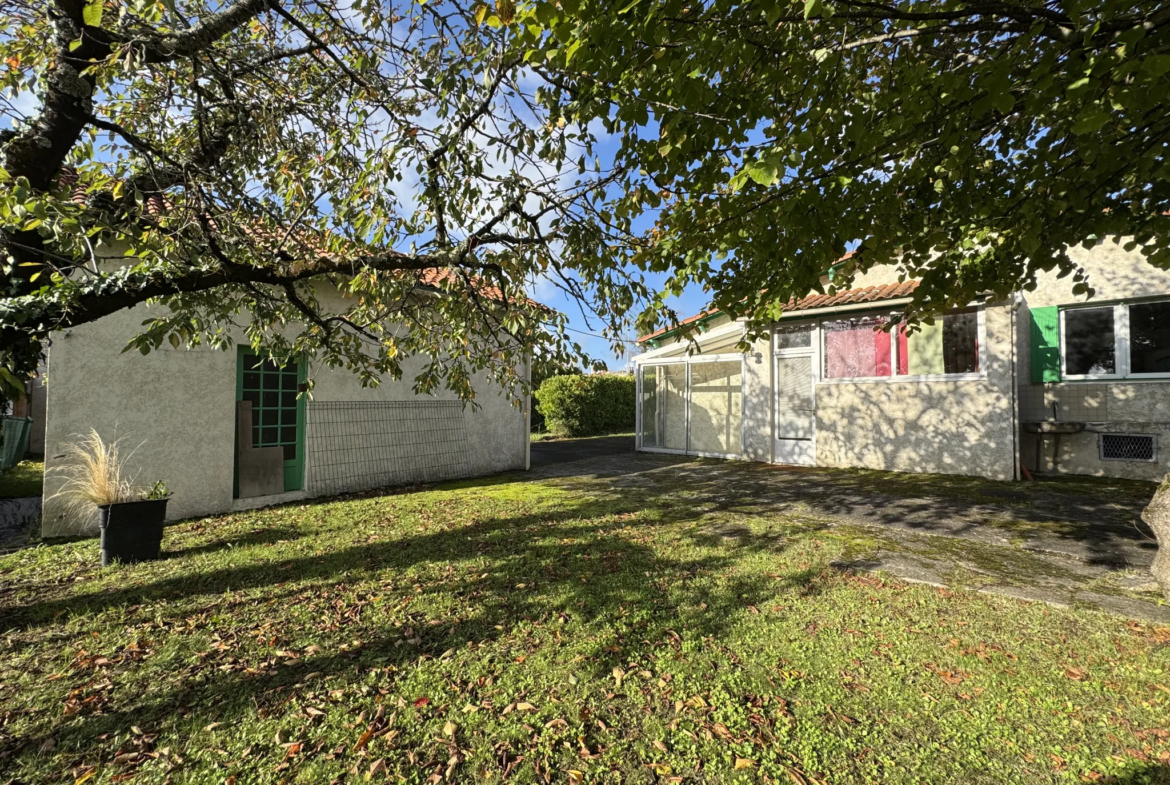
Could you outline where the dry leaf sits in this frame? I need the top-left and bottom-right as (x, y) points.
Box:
(516, 702), (537, 712)
(735, 757), (757, 770)
(442, 721), (458, 737)
(367, 758), (387, 779)
(354, 728), (375, 751)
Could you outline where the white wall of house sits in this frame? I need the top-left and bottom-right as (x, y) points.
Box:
(42, 294), (529, 538)
(814, 301), (1016, 480)
(634, 239), (1170, 483)
(1017, 239), (1170, 481)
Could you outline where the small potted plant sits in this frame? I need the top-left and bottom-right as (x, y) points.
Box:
(51, 430), (173, 566)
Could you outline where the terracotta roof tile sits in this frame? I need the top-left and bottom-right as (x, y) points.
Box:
(638, 279), (920, 343)
(56, 169), (531, 307)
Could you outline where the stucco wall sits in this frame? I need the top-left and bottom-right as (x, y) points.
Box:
(43, 295), (528, 537)
(1016, 240), (1170, 481)
(741, 334), (772, 462)
(42, 305), (239, 537)
(814, 302), (1017, 480)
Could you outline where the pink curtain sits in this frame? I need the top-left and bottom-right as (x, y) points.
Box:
(825, 319), (891, 378)
(896, 327), (909, 375)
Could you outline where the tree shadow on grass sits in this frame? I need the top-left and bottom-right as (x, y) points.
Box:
(616, 458), (1159, 568)
(164, 523), (305, 558)
(0, 487), (814, 770)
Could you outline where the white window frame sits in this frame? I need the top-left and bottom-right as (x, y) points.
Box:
(635, 354), (746, 459)
(1060, 299), (1170, 381)
(815, 305), (987, 385)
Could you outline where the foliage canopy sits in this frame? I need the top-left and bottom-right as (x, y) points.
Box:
(0, 0), (644, 399)
(518, 0), (1170, 338)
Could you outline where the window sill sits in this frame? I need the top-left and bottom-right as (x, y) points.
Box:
(1059, 375), (1170, 383)
(818, 373), (986, 386)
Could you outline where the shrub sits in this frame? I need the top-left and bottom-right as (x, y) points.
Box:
(535, 373), (635, 437)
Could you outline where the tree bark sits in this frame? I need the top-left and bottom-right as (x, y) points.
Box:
(1141, 474), (1170, 603)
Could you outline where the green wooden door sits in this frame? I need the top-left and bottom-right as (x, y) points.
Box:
(236, 349), (306, 493)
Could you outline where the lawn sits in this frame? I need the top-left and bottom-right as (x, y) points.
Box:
(1, 466), (1168, 784)
(0, 460), (44, 500)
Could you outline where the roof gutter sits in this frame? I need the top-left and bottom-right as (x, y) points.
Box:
(640, 295), (920, 347)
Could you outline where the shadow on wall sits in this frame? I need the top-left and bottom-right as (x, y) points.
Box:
(816, 379), (1015, 480)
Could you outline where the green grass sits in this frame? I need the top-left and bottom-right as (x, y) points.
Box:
(1, 470), (1168, 784)
(531, 431), (635, 442)
(0, 459), (44, 499)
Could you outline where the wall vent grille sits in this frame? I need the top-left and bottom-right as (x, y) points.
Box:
(1099, 433), (1156, 462)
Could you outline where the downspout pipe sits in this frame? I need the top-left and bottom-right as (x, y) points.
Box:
(1010, 293), (1022, 481)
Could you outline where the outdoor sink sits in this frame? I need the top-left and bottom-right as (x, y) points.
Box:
(1023, 421), (1086, 434)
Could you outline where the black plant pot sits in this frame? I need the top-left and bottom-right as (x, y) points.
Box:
(98, 499), (168, 566)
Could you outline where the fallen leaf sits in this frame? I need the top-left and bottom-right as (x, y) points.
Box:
(367, 758), (387, 779)
(442, 721), (458, 737)
(413, 697), (430, 708)
(735, 757), (757, 770)
(354, 728), (375, 751)
(567, 770), (584, 784)
(1065, 667), (1089, 681)
(516, 702), (537, 712)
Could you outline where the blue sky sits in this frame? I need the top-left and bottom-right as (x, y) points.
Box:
(0, 48), (717, 375)
(536, 268), (711, 372)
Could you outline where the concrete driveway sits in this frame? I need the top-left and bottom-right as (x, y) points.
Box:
(529, 435), (634, 468)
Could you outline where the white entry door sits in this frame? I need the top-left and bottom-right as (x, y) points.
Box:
(774, 325), (817, 465)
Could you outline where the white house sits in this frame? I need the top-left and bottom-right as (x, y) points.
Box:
(41, 279), (531, 538)
(634, 240), (1170, 483)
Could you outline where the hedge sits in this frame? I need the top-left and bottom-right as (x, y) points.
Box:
(535, 373), (636, 437)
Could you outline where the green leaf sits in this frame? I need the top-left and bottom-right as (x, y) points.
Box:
(1141, 55), (1170, 78)
(1071, 106), (1111, 135)
(803, 0), (823, 18)
(746, 160), (779, 186)
(82, 0), (103, 28)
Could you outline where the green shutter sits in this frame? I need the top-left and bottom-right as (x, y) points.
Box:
(1029, 306), (1061, 383)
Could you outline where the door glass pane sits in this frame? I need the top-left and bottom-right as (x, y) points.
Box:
(688, 361), (742, 455)
(1129, 301), (1170, 374)
(775, 323), (813, 350)
(776, 356), (813, 439)
(661, 365), (688, 451)
(639, 366), (658, 447)
(823, 317), (892, 378)
(1064, 308), (1115, 375)
(640, 365), (687, 450)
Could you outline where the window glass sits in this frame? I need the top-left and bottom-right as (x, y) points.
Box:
(1064, 308), (1116, 375)
(896, 309), (979, 375)
(688, 362), (742, 455)
(823, 317), (891, 378)
(693, 331), (744, 354)
(1129, 302), (1170, 374)
(640, 365), (687, 450)
(774, 324), (813, 350)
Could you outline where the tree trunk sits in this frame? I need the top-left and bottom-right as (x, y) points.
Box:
(1141, 474), (1170, 603)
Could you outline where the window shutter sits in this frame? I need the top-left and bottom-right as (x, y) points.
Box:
(1029, 306), (1061, 383)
